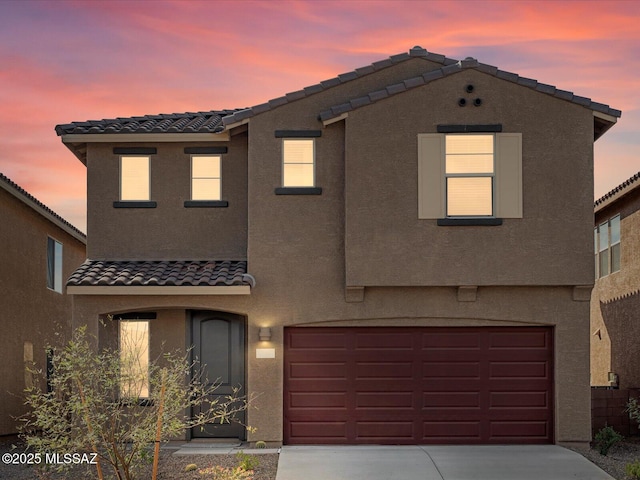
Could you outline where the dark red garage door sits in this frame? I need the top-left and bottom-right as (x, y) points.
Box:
(284, 327), (553, 444)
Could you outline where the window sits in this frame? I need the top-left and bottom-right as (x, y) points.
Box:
(191, 155), (221, 200)
(595, 214), (621, 278)
(47, 237), (63, 293)
(119, 320), (149, 399)
(283, 139), (315, 187)
(120, 156), (150, 201)
(445, 134), (494, 216)
(418, 132), (522, 220)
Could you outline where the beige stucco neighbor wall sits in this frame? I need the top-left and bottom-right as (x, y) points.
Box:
(591, 188), (640, 388)
(0, 188), (85, 436)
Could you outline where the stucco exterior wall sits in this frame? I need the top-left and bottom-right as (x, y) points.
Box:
(591, 188), (640, 388)
(86, 134), (248, 261)
(342, 69), (594, 286)
(69, 56), (603, 446)
(0, 188), (86, 435)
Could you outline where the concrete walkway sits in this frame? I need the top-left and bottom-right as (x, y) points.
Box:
(275, 445), (614, 480)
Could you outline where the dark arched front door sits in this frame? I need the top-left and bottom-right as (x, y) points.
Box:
(191, 311), (246, 439)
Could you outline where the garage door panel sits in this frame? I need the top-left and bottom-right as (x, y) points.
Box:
(423, 391), (481, 408)
(284, 327), (553, 445)
(356, 391), (414, 409)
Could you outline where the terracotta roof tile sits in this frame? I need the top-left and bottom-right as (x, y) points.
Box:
(67, 260), (253, 288)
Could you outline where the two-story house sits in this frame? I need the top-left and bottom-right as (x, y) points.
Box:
(591, 172), (640, 389)
(0, 173), (86, 436)
(56, 46), (620, 446)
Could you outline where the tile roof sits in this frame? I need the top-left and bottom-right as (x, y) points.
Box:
(222, 46), (457, 126)
(594, 171), (640, 212)
(317, 56), (622, 126)
(222, 47), (621, 130)
(0, 172), (86, 243)
(55, 110), (242, 136)
(67, 260), (253, 287)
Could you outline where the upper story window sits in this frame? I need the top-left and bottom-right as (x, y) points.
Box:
(191, 155), (221, 201)
(120, 156), (150, 201)
(595, 214), (621, 278)
(47, 237), (63, 293)
(418, 129), (522, 223)
(445, 134), (494, 216)
(283, 139), (315, 187)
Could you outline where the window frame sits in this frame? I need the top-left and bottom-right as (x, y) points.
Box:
(595, 214), (621, 278)
(444, 133), (496, 218)
(190, 154), (222, 201)
(119, 155), (151, 202)
(417, 131), (522, 222)
(118, 319), (150, 400)
(46, 236), (63, 294)
(282, 138), (316, 188)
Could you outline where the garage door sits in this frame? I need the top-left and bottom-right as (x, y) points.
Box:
(284, 327), (553, 444)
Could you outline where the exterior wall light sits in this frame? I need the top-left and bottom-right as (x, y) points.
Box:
(259, 327), (272, 341)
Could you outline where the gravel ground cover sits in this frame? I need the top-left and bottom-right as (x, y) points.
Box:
(3, 435), (640, 480)
(0, 436), (278, 480)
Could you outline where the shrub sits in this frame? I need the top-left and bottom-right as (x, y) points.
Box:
(236, 450), (260, 471)
(593, 425), (623, 455)
(254, 440), (267, 449)
(21, 325), (253, 480)
(626, 461), (640, 479)
(185, 463), (198, 472)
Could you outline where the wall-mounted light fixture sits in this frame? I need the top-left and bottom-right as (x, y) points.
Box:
(259, 327), (272, 341)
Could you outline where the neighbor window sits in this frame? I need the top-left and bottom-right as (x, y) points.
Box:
(119, 320), (150, 399)
(445, 134), (494, 216)
(595, 214), (621, 278)
(46, 237), (63, 293)
(283, 139), (315, 187)
(120, 156), (150, 201)
(191, 155), (221, 200)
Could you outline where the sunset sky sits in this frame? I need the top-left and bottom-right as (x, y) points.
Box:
(1, 0), (639, 232)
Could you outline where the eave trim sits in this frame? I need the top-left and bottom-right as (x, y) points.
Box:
(67, 285), (251, 296)
(61, 132), (230, 143)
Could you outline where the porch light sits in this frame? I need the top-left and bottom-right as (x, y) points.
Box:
(259, 327), (272, 341)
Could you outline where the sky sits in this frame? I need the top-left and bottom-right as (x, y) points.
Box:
(1, 0), (639, 233)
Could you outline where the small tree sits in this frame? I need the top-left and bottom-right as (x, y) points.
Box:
(21, 325), (253, 480)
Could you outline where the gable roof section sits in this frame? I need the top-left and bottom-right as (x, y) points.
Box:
(0, 172), (86, 243)
(317, 56), (621, 140)
(221, 46), (457, 128)
(595, 171), (640, 213)
(66, 259), (254, 295)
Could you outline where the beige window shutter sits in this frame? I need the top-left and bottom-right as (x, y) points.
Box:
(495, 133), (522, 218)
(418, 134), (445, 219)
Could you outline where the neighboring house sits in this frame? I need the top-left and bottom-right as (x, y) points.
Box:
(55, 46), (620, 446)
(591, 172), (640, 389)
(0, 173), (86, 436)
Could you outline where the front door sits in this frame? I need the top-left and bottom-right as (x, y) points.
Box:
(191, 311), (246, 439)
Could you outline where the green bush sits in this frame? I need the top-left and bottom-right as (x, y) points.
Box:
(235, 451), (260, 471)
(593, 425), (623, 455)
(185, 463), (198, 472)
(626, 461), (640, 479)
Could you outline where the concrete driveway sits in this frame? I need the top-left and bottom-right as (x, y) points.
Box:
(275, 445), (613, 480)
